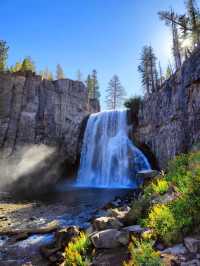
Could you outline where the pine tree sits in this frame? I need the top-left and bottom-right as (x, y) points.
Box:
(91, 69), (100, 100)
(10, 61), (22, 72)
(159, 9), (182, 69)
(105, 75), (126, 110)
(0, 40), (9, 71)
(138, 46), (158, 95)
(86, 75), (92, 98)
(40, 68), (53, 80)
(186, 0), (200, 46)
(21, 57), (35, 72)
(56, 64), (65, 79)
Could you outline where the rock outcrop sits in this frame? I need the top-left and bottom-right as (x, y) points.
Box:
(134, 48), (200, 168)
(0, 73), (98, 193)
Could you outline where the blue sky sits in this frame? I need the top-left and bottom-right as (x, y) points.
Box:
(0, 0), (196, 109)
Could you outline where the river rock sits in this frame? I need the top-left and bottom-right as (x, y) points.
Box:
(184, 237), (200, 253)
(91, 229), (129, 249)
(93, 216), (123, 231)
(107, 207), (130, 220)
(162, 244), (188, 256)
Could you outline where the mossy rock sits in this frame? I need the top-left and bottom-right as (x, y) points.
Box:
(123, 198), (150, 225)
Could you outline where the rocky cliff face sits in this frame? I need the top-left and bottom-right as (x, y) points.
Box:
(134, 48), (200, 169)
(0, 73), (97, 193)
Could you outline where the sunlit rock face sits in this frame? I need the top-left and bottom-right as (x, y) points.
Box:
(134, 48), (200, 169)
(0, 73), (97, 193)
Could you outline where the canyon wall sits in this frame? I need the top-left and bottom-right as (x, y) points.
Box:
(0, 73), (97, 193)
(134, 48), (200, 169)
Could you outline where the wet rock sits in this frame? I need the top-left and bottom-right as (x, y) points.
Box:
(184, 237), (200, 253)
(40, 226), (80, 262)
(162, 244), (188, 256)
(93, 216), (123, 231)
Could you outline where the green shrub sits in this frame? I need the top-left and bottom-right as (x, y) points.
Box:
(166, 154), (189, 192)
(124, 96), (142, 125)
(144, 179), (169, 199)
(142, 150), (200, 245)
(123, 237), (163, 266)
(170, 197), (193, 235)
(145, 204), (179, 245)
(64, 232), (91, 266)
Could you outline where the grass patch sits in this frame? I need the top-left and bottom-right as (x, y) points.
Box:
(123, 237), (163, 266)
(64, 232), (92, 266)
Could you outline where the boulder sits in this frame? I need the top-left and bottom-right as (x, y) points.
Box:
(152, 191), (179, 205)
(107, 207), (130, 220)
(136, 170), (159, 180)
(91, 229), (129, 249)
(123, 225), (149, 236)
(93, 216), (123, 231)
(117, 231), (130, 246)
(91, 247), (129, 266)
(184, 237), (200, 253)
(162, 244), (188, 256)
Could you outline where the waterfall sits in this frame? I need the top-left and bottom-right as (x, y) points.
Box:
(76, 110), (150, 188)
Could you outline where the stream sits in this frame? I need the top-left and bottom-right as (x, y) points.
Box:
(0, 181), (131, 265)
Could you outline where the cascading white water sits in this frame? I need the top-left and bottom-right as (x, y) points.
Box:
(76, 110), (150, 188)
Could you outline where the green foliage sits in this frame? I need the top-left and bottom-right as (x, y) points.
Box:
(86, 70), (100, 100)
(143, 150), (200, 245)
(20, 57), (35, 72)
(124, 96), (142, 111)
(64, 232), (91, 266)
(0, 40), (9, 71)
(126, 197), (150, 224)
(145, 204), (179, 245)
(123, 237), (163, 266)
(144, 179), (169, 198)
(166, 154), (190, 192)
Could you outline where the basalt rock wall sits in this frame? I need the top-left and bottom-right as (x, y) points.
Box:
(0, 73), (97, 193)
(134, 48), (200, 169)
